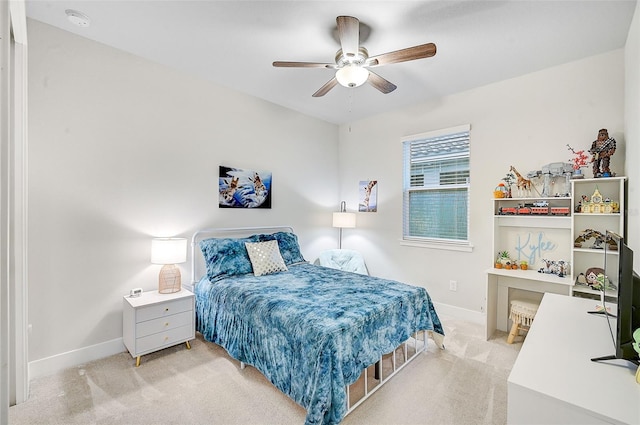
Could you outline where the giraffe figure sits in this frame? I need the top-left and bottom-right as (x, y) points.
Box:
(509, 166), (532, 197)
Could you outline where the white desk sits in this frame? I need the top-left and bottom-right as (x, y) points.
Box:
(508, 293), (640, 424)
(486, 268), (571, 339)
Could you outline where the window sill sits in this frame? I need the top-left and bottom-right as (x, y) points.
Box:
(399, 239), (474, 252)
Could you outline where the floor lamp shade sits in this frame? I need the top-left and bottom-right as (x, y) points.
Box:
(332, 212), (356, 228)
(151, 238), (187, 294)
(333, 201), (356, 249)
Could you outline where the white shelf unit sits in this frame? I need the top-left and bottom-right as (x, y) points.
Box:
(570, 176), (626, 301)
(487, 195), (574, 338)
(486, 179), (627, 338)
(492, 195), (573, 272)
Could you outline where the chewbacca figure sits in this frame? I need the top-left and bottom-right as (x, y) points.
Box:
(589, 128), (616, 177)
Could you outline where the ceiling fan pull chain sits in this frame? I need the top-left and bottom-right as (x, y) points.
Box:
(347, 90), (355, 133)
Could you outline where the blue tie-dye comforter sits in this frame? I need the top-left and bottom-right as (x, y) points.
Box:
(195, 263), (444, 424)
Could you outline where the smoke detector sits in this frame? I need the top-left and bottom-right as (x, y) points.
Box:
(65, 10), (91, 28)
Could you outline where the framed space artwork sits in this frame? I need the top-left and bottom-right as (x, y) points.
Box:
(219, 166), (272, 209)
(359, 180), (378, 212)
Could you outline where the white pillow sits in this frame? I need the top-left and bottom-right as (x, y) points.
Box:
(245, 240), (288, 276)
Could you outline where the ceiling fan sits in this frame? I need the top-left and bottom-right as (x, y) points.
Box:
(272, 16), (437, 97)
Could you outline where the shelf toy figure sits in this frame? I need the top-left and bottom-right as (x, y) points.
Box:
(509, 165), (533, 197)
(589, 128), (616, 178)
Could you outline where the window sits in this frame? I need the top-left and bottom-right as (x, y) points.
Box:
(402, 125), (471, 250)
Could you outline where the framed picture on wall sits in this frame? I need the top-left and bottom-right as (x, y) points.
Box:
(359, 180), (378, 212)
(219, 166), (272, 209)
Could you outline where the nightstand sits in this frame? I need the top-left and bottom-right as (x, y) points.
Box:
(123, 289), (195, 366)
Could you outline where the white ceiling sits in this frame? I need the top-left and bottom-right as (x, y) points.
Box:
(25, 1), (637, 124)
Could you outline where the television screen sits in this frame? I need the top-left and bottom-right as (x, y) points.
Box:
(592, 231), (640, 366)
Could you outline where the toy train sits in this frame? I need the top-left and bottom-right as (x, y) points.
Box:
(498, 202), (570, 216)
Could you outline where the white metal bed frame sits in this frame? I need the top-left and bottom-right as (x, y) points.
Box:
(190, 226), (429, 415)
(190, 226), (296, 287)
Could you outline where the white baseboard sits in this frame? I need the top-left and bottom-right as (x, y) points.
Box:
(27, 303), (482, 379)
(433, 301), (485, 325)
(29, 338), (126, 380)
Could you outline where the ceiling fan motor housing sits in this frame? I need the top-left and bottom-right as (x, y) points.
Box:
(335, 47), (369, 67)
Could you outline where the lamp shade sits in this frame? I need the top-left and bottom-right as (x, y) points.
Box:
(151, 238), (187, 265)
(335, 64), (369, 88)
(333, 212), (356, 228)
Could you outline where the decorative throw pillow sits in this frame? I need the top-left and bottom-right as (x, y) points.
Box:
(257, 232), (306, 265)
(245, 240), (288, 276)
(200, 235), (260, 282)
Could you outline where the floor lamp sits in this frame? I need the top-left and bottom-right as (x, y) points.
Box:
(332, 201), (356, 249)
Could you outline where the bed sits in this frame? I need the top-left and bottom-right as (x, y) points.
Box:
(191, 226), (444, 425)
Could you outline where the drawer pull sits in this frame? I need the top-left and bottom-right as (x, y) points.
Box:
(165, 322), (169, 327)
(164, 336), (169, 341)
(165, 308), (169, 312)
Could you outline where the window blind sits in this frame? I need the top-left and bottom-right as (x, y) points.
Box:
(403, 128), (470, 242)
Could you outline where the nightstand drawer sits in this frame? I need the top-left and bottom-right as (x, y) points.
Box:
(123, 289), (195, 365)
(136, 310), (192, 338)
(136, 298), (192, 322)
(135, 324), (194, 355)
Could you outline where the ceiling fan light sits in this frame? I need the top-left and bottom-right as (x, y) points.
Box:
(336, 65), (369, 88)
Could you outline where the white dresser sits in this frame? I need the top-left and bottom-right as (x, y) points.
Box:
(508, 293), (640, 424)
(123, 289), (195, 366)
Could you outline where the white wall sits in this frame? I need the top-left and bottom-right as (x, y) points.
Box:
(1, 0), (10, 418)
(3, 0), (29, 409)
(338, 49), (626, 316)
(27, 20), (339, 373)
(625, 3), (640, 264)
(26, 14), (638, 376)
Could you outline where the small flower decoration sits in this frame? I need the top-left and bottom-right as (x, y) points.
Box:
(567, 144), (589, 170)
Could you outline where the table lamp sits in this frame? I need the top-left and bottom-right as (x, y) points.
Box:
(332, 201), (356, 249)
(151, 238), (187, 294)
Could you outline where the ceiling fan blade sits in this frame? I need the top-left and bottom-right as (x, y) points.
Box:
(312, 78), (338, 97)
(273, 61), (335, 69)
(367, 71), (397, 94)
(368, 43), (437, 67)
(337, 16), (360, 58)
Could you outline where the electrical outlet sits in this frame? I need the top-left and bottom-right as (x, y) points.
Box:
(449, 280), (457, 291)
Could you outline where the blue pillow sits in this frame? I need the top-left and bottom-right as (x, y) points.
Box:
(257, 232), (306, 265)
(199, 235), (260, 282)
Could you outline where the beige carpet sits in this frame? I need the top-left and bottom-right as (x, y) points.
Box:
(9, 316), (521, 425)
